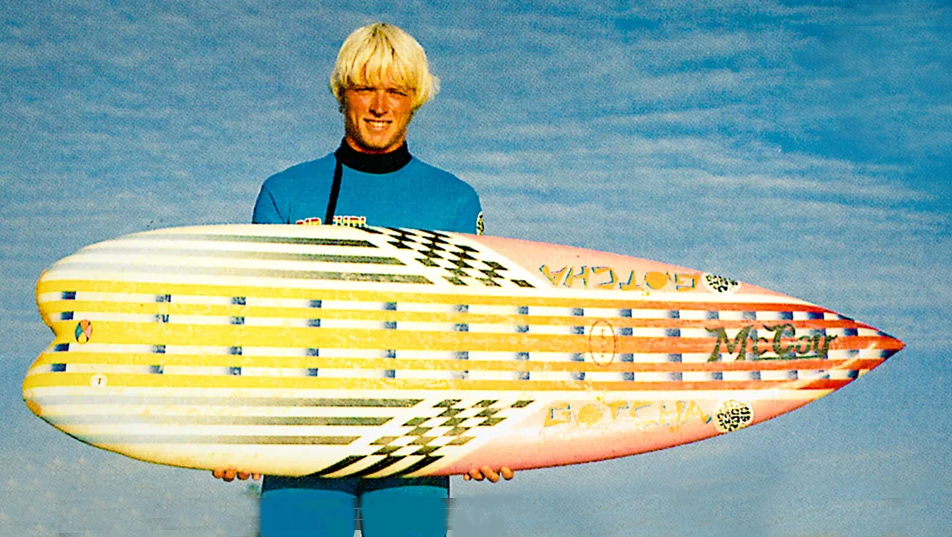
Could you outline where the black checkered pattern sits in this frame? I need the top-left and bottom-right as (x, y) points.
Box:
(370, 398), (531, 455)
(369, 227), (534, 289)
(313, 398), (534, 478)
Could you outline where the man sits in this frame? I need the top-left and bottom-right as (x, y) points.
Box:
(251, 22), (481, 232)
(217, 23), (512, 537)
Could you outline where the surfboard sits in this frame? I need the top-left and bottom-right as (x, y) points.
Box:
(23, 224), (903, 478)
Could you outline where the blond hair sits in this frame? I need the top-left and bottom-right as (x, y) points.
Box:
(330, 23), (440, 111)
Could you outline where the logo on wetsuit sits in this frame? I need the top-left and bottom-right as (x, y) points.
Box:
(295, 215), (367, 227)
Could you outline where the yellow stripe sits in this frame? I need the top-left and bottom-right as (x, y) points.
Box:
(46, 320), (709, 353)
(30, 351), (880, 373)
(57, 319), (846, 355)
(37, 278), (800, 311)
(40, 300), (860, 332)
(41, 300), (565, 325)
(37, 279), (532, 304)
(22, 371), (824, 393)
(46, 320), (565, 350)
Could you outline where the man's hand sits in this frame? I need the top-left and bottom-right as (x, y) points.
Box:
(462, 466), (514, 483)
(211, 467), (261, 483)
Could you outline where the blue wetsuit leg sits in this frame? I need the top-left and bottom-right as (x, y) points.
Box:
(359, 476), (449, 537)
(260, 476), (358, 537)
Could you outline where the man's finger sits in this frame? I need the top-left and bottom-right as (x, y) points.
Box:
(480, 466), (499, 483)
(212, 468), (225, 479)
(501, 467), (514, 480)
(468, 468), (484, 481)
(223, 468), (237, 482)
(237, 471), (250, 481)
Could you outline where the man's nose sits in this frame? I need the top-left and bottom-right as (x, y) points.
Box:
(369, 90), (387, 114)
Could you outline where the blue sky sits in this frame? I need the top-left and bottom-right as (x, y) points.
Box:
(1, 1), (950, 536)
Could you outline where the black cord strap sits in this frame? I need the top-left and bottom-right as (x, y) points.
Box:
(324, 156), (343, 225)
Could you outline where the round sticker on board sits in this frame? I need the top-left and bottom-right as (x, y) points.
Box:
(702, 273), (741, 294)
(588, 320), (617, 366)
(714, 400), (753, 433)
(74, 319), (93, 343)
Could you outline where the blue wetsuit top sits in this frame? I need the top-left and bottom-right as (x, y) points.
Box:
(253, 140), (482, 233)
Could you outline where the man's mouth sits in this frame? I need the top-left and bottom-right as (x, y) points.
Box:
(365, 119), (391, 131)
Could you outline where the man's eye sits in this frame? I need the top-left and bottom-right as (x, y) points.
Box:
(388, 89), (408, 96)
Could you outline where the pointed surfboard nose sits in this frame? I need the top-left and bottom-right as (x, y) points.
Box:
(866, 328), (904, 366)
(831, 323), (904, 382)
(883, 332), (904, 354)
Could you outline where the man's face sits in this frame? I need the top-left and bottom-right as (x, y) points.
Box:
(342, 81), (415, 154)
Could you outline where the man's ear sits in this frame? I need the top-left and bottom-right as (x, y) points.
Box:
(337, 89), (348, 113)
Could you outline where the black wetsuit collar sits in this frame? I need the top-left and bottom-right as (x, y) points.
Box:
(334, 139), (412, 174)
